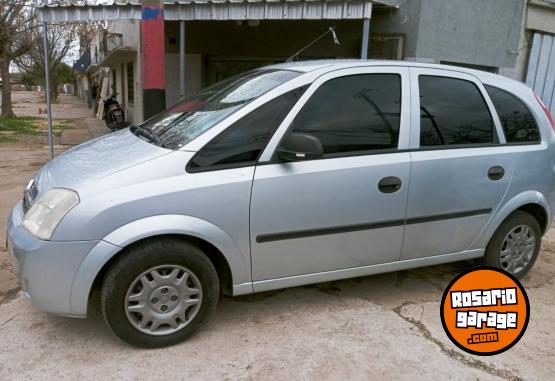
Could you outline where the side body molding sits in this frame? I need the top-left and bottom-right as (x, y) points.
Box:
(70, 214), (253, 316)
(469, 190), (552, 251)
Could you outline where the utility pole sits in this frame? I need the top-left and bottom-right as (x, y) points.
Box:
(42, 22), (54, 159)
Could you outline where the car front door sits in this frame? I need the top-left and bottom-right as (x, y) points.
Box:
(249, 67), (412, 289)
(401, 68), (513, 260)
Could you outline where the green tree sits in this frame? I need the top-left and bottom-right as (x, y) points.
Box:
(20, 62), (76, 98)
(54, 62), (76, 85)
(16, 24), (77, 101)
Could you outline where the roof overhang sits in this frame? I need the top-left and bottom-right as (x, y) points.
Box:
(38, 2), (142, 22)
(96, 47), (136, 68)
(37, 0), (397, 22)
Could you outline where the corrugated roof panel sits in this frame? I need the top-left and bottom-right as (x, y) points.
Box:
(40, 0), (141, 6)
(39, 0), (377, 22)
(323, 1), (343, 19)
(285, 3), (304, 19)
(192, 4), (208, 19)
(213, 5), (230, 20)
(163, 5), (179, 19)
(247, 3), (266, 19)
(229, 3), (248, 19)
(39, 0), (392, 5)
(264, 3), (284, 19)
(304, 2), (323, 19)
(39, 5), (142, 22)
(345, 1), (365, 19)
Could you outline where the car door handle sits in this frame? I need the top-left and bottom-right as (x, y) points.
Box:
(488, 166), (505, 181)
(378, 176), (402, 193)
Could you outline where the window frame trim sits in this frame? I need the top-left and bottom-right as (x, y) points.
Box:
(258, 66), (412, 163)
(186, 160), (258, 173)
(408, 67), (506, 150)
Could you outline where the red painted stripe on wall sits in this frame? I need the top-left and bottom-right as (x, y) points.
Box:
(141, 4), (165, 90)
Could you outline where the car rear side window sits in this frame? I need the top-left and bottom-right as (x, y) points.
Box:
(187, 87), (306, 172)
(288, 74), (401, 156)
(419, 75), (495, 147)
(485, 85), (541, 144)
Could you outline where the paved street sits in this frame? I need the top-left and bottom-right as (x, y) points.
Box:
(0, 92), (554, 380)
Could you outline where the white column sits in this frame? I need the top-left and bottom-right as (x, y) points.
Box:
(360, 18), (370, 59)
(179, 20), (186, 100)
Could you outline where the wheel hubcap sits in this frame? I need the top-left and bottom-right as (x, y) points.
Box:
(125, 265), (202, 336)
(500, 224), (536, 274)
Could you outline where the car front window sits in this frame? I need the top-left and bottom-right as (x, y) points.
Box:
(139, 69), (300, 150)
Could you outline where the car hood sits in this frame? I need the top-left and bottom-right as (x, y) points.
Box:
(34, 129), (171, 195)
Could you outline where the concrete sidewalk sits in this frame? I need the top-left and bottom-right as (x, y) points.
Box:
(85, 117), (111, 138)
(1, 92), (92, 120)
(59, 118), (110, 146)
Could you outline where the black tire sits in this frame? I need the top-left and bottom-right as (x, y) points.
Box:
(480, 211), (541, 278)
(105, 113), (117, 131)
(101, 238), (219, 348)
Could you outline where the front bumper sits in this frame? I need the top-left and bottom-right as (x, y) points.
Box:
(7, 201), (99, 316)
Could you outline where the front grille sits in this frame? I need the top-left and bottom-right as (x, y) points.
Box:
(22, 178), (38, 214)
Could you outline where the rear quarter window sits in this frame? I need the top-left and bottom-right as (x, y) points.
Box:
(485, 85), (541, 144)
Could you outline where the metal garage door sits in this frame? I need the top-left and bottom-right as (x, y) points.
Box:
(526, 32), (555, 114)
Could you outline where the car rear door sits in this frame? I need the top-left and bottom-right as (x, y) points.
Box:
(249, 67), (412, 288)
(401, 67), (514, 260)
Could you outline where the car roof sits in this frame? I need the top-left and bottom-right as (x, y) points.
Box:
(264, 59), (530, 93)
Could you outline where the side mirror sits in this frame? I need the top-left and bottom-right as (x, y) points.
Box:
(277, 132), (324, 162)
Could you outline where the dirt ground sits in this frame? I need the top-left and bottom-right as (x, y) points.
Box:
(1, 93), (554, 380)
(2, 91), (92, 120)
(0, 92), (105, 303)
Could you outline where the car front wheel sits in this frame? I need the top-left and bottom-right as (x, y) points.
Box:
(100, 238), (219, 348)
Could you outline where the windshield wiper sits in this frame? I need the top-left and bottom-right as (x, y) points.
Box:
(130, 125), (164, 147)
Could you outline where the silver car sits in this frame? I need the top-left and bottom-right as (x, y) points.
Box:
(7, 60), (555, 347)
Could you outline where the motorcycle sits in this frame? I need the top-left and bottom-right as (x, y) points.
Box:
(103, 92), (128, 130)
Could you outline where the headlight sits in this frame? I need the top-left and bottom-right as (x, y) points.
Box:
(22, 188), (79, 240)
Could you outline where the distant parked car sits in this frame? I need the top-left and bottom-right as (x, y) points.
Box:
(7, 60), (555, 348)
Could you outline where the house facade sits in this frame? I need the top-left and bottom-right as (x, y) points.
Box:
(45, 0), (554, 124)
(73, 20), (143, 124)
(516, 0), (555, 116)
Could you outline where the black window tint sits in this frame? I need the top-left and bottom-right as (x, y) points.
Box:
(188, 87), (305, 171)
(419, 76), (495, 146)
(289, 74), (401, 156)
(485, 85), (540, 143)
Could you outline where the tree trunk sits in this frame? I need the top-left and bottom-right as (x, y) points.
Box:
(50, 77), (58, 102)
(0, 59), (16, 118)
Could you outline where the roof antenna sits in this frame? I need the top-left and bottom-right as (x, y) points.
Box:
(286, 26), (341, 62)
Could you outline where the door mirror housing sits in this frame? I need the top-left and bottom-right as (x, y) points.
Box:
(277, 133), (324, 162)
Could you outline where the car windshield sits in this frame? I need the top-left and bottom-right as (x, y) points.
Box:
(138, 69), (301, 149)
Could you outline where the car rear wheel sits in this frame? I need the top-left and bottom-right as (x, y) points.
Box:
(101, 238), (219, 348)
(481, 211), (541, 278)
